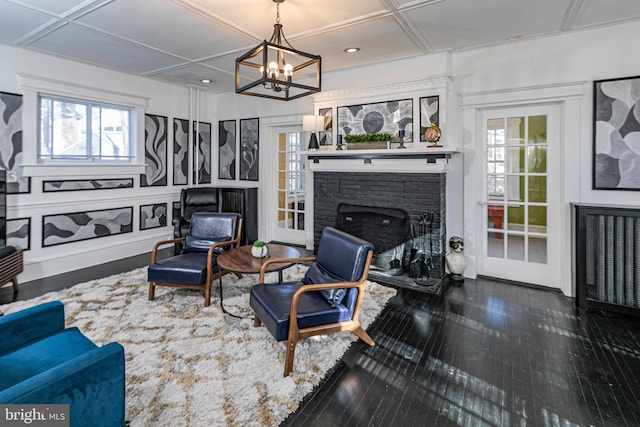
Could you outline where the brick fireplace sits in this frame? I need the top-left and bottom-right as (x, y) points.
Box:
(313, 170), (447, 291)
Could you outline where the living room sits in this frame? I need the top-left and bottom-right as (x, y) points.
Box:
(1, 1), (640, 425)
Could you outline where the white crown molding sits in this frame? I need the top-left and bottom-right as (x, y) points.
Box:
(18, 73), (149, 108)
(462, 81), (587, 108)
(312, 76), (454, 103)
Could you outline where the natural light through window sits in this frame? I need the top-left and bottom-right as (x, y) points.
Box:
(39, 95), (133, 162)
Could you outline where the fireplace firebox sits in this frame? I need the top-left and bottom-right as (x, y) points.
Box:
(314, 172), (447, 293)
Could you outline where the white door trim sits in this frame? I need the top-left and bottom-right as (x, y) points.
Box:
(462, 82), (585, 295)
(269, 124), (306, 245)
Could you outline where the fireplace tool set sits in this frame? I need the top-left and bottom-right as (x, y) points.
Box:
(408, 211), (438, 286)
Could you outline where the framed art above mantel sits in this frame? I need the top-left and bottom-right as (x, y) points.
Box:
(337, 99), (413, 142)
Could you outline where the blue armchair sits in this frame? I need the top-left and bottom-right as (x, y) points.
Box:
(250, 227), (375, 376)
(148, 212), (242, 306)
(0, 301), (125, 427)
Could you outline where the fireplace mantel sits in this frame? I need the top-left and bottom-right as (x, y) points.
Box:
(302, 146), (459, 173)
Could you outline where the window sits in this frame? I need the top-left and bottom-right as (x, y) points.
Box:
(39, 95), (133, 162)
(286, 132), (304, 192)
(487, 119), (505, 199)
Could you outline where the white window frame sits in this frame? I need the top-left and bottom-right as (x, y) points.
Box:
(18, 73), (148, 177)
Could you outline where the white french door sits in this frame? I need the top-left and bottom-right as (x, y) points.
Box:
(478, 104), (561, 286)
(270, 126), (306, 245)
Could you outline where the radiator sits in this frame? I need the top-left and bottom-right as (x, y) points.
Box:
(575, 204), (640, 313)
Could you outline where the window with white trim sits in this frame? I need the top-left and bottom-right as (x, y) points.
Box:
(38, 94), (133, 162)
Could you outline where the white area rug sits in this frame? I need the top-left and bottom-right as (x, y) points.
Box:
(2, 265), (396, 426)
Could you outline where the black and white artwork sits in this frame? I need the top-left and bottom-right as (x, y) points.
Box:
(419, 96), (440, 142)
(173, 118), (189, 185)
(43, 178), (133, 192)
(141, 114), (168, 187)
(318, 108), (333, 146)
(337, 99), (413, 142)
(218, 120), (236, 180)
(593, 76), (640, 190)
(0, 92), (30, 194)
(7, 217), (30, 250)
(140, 203), (167, 230)
(193, 121), (211, 184)
(240, 118), (259, 181)
(43, 207), (133, 247)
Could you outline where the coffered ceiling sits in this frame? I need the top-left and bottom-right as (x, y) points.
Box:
(1, 0), (640, 94)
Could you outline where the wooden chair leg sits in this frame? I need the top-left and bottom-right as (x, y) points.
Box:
(204, 282), (211, 307)
(284, 338), (298, 377)
(352, 325), (375, 346)
(148, 282), (156, 301)
(11, 277), (18, 292)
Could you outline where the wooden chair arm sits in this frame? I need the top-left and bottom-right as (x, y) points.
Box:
(206, 239), (239, 264)
(206, 217), (243, 281)
(288, 250), (373, 334)
(288, 280), (365, 333)
(258, 256), (316, 283)
(151, 237), (185, 263)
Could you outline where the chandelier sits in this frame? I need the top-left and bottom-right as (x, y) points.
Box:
(235, 0), (321, 101)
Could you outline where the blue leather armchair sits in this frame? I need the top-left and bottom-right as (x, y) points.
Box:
(250, 227), (375, 376)
(148, 212), (242, 307)
(173, 187), (219, 253)
(0, 301), (125, 427)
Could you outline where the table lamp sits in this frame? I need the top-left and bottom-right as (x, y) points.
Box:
(303, 115), (325, 151)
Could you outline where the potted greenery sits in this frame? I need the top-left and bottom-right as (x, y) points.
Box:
(343, 133), (392, 150)
(251, 240), (269, 258)
(343, 133), (392, 143)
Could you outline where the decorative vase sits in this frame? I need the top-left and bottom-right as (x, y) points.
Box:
(251, 245), (268, 258)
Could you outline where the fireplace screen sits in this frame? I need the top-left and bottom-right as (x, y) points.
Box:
(336, 203), (443, 289)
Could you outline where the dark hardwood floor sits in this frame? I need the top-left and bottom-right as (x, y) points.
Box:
(2, 255), (639, 426)
(283, 278), (640, 427)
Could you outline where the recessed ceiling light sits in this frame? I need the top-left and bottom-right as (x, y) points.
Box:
(344, 47), (360, 53)
(200, 79), (212, 83)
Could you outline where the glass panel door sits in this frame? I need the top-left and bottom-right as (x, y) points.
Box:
(480, 106), (559, 286)
(272, 128), (306, 244)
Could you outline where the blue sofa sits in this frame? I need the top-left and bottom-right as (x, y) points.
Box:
(0, 301), (126, 427)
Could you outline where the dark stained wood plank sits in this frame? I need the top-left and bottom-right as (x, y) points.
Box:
(282, 277), (640, 427)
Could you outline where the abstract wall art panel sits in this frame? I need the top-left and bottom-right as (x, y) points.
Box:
(218, 120), (236, 180)
(140, 203), (167, 230)
(193, 121), (211, 184)
(240, 118), (259, 181)
(337, 99), (413, 142)
(319, 108), (333, 146)
(7, 217), (30, 250)
(593, 76), (640, 190)
(141, 114), (168, 187)
(419, 96), (440, 142)
(0, 92), (30, 194)
(173, 118), (189, 185)
(43, 178), (133, 192)
(43, 207), (133, 247)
